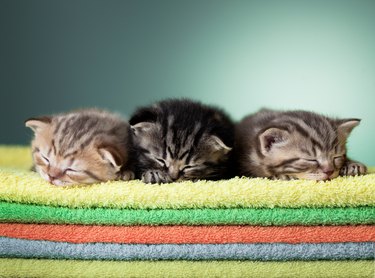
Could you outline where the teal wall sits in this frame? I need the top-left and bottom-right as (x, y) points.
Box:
(1, 0), (374, 164)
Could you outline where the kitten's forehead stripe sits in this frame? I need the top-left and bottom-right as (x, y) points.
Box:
(162, 141), (167, 159)
(72, 118), (95, 143)
(53, 119), (63, 135)
(179, 150), (189, 160)
(185, 148), (196, 165)
(63, 150), (78, 159)
(192, 125), (205, 147)
(310, 137), (324, 151)
(51, 140), (56, 155)
(167, 146), (174, 159)
(283, 120), (309, 138)
(300, 148), (312, 156)
(60, 116), (76, 138)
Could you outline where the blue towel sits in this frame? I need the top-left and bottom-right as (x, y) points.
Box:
(0, 237), (373, 261)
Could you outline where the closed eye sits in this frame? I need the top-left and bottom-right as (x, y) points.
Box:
(181, 165), (194, 171)
(155, 158), (167, 167)
(303, 159), (319, 164)
(65, 168), (77, 173)
(41, 154), (50, 164)
(64, 168), (78, 175)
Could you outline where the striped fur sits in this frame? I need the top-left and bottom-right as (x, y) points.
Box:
(130, 99), (234, 183)
(25, 109), (134, 186)
(235, 109), (367, 181)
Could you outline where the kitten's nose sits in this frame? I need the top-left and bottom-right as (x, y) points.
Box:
(169, 165), (180, 181)
(322, 169), (334, 177)
(48, 168), (63, 180)
(169, 172), (180, 181)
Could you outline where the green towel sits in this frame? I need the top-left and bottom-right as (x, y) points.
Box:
(1, 202), (374, 226)
(0, 259), (373, 278)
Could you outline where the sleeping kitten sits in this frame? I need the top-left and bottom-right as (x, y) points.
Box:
(129, 99), (234, 183)
(25, 109), (134, 186)
(235, 109), (367, 181)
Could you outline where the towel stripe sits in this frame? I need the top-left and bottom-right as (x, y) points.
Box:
(1, 258), (374, 278)
(1, 202), (374, 226)
(0, 237), (373, 261)
(1, 223), (374, 244)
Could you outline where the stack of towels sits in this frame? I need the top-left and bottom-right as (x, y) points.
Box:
(0, 146), (374, 277)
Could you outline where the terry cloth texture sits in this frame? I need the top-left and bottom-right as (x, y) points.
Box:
(1, 259), (374, 278)
(1, 202), (374, 226)
(1, 146), (374, 277)
(0, 237), (373, 261)
(1, 167), (375, 209)
(2, 224), (374, 244)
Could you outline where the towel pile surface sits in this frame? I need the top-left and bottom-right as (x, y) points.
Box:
(0, 146), (374, 277)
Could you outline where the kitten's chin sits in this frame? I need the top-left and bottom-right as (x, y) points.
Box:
(51, 179), (74, 186)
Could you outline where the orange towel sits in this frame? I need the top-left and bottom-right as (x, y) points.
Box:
(1, 223), (374, 244)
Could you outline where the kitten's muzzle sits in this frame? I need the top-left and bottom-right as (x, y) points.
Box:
(47, 167), (64, 183)
(168, 165), (181, 181)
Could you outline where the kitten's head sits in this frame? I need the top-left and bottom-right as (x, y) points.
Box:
(130, 100), (233, 182)
(132, 120), (232, 181)
(257, 116), (360, 181)
(25, 110), (129, 186)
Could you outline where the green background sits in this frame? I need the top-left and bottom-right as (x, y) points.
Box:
(1, 0), (374, 165)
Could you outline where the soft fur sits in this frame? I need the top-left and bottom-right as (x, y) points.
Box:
(235, 109), (367, 180)
(25, 109), (134, 186)
(129, 99), (235, 183)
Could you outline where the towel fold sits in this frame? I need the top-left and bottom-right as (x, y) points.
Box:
(1, 223), (374, 244)
(1, 167), (374, 209)
(1, 237), (373, 261)
(1, 202), (374, 226)
(1, 259), (373, 278)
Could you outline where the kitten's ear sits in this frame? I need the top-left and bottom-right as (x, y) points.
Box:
(259, 128), (290, 155)
(98, 147), (123, 170)
(129, 107), (158, 125)
(131, 122), (155, 136)
(25, 116), (52, 133)
(337, 119), (361, 138)
(208, 135), (232, 154)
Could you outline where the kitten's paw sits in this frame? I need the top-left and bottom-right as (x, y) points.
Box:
(270, 175), (294, 180)
(121, 170), (135, 181)
(340, 161), (367, 176)
(142, 170), (172, 184)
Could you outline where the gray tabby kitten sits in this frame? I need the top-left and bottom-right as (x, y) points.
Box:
(129, 99), (234, 183)
(25, 109), (134, 186)
(235, 109), (367, 181)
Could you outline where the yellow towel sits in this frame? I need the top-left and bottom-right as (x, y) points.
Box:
(0, 146), (374, 209)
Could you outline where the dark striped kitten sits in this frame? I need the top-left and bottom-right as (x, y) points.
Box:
(235, 109), (367, 181)
(25, 109), (134, 186)
(129, 99), (234, 183)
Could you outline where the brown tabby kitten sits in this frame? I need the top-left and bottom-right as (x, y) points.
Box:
(25, 109), (134, 186)
(235, 109), (367, 181)
(130, 99), (235, 183)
